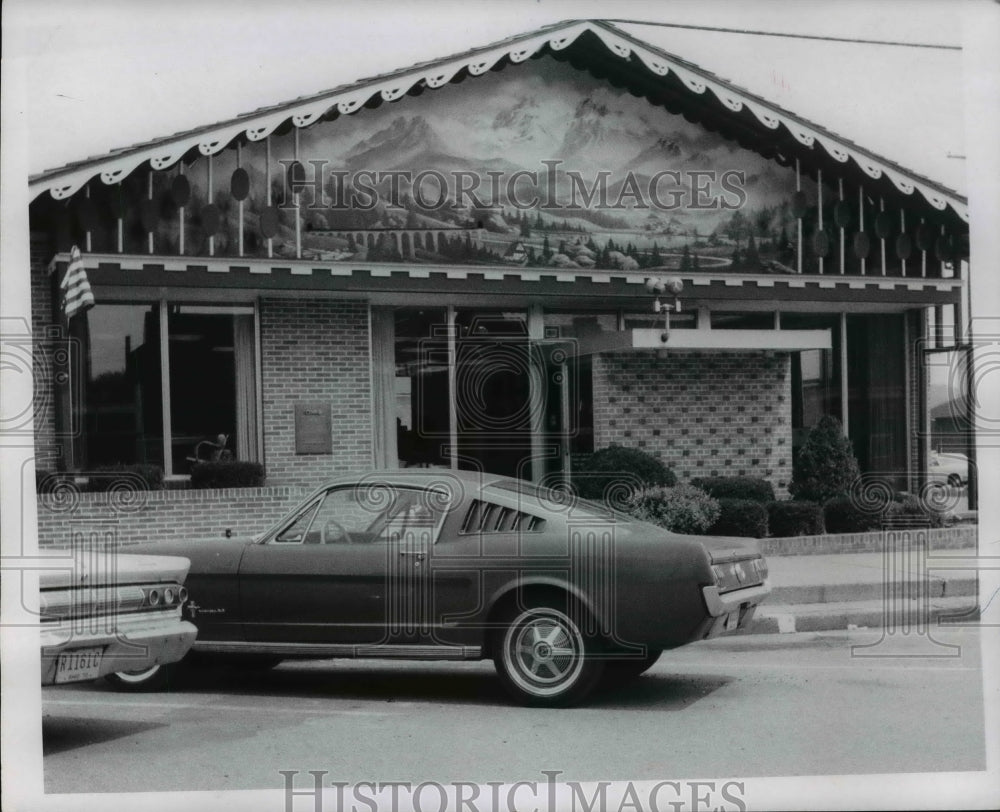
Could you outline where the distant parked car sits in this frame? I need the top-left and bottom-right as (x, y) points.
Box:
(928, 451), (969, 487)
(40, 549), (197, 688)
(110, 470), (771, 706)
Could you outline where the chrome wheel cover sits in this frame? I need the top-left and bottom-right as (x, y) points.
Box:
(113, 664), (161, 684)
(502, 607), (585, 697)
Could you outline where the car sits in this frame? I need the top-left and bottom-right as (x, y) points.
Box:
(40, 548), (198, 688)
(928, 450), (969, 488)
(109, 470), (770, 706)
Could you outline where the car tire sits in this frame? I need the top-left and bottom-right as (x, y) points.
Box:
(493, 599), (604, 707)
(105, 663), (174, 692)
(601, 649), (663, 688)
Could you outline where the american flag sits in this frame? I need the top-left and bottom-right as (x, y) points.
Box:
(60, 245), (95, 320)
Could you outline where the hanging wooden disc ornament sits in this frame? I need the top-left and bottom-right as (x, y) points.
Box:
(934, 233), (954, 262)
(286, 161), (306, 193)
(231, 168), (250, 201)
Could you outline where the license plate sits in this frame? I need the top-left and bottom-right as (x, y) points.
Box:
(724, 611), (740, 632)
(54, 647), (104, 683)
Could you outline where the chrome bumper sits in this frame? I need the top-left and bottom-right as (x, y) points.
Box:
(701, 581), (771, 638)
(40, 609), (197, 685)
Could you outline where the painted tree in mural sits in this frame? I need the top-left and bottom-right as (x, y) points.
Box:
(680, 245), (692, 273)
(744, 234), (760, 269)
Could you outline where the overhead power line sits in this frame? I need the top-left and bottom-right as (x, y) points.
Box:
(599, 19), (961, 51)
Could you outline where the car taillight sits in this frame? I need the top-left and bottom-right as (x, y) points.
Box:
(141, 584), (185, 608)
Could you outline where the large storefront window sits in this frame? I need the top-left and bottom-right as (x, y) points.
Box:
(394, 308), (451, 468)
(781, 313), (841, 456)
(168, 305), (258, 473)
(85, 304), (163, 467)
(924, 306), (973, 505)
(847, 313), (907, 485)
(391, 307), (573, 480)
(72, 302), (258, 475)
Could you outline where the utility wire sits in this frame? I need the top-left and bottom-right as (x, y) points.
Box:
(599, 19), (961, 51)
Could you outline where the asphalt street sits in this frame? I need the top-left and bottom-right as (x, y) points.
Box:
(41, 628), (987, 795)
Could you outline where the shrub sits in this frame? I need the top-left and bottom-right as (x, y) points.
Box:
(629, 484), (720, 535)
(885, 495), (948, 529)
(823, 496), (884, 534)
(707, 498), (769, 538)
(768, 500), (824, 537)
(190, 461), (265, 489)
(790, 416), (861, 503)
(573, 446), (676, 504)
(85, 463), (164, 492)
(690, 476), (775, 503)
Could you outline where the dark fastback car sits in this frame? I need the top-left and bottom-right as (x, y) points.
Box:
(111, 470), (770, 705)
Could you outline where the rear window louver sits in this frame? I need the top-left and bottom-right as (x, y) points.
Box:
(461, 500), (546, 534)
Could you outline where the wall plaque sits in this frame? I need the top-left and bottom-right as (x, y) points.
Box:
(294, 403), (332, 454)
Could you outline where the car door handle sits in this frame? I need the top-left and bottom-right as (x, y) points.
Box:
(399, 550), (426, 560)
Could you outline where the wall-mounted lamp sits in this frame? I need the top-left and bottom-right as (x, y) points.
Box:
(645, 276), (684, 344)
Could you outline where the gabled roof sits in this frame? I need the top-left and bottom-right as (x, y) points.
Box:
(28, 19), (967, 224)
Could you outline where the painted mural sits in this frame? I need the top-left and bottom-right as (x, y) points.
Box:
(72, 56), (845, 272)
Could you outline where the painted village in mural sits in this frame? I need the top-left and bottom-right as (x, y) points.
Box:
(68, 56), (843, 273)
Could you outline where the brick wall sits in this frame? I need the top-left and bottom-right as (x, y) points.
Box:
(36, 486), (309, 547)
(592, 351), (793, 494)
(29, 232), (62, 468)
(259, 298), (373, 488)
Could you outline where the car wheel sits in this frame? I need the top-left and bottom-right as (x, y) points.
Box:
(493, 600), (604, 707)
(601, 649), (663, 688)
(105, 663), (173, 692)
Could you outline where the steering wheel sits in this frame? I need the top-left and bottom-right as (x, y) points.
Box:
(320, 518), (352, 545)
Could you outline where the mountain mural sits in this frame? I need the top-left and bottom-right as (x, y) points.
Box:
(143, 56), (816, 270)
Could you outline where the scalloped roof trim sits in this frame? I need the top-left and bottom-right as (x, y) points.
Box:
(28, 19), (967, 222)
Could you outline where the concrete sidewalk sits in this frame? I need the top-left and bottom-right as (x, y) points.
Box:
(749, 550), (980, 634)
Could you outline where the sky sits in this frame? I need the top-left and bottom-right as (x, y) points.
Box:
(3, 0), (979, 194)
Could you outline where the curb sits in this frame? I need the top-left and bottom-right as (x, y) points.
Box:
(750, 595), (980, 634)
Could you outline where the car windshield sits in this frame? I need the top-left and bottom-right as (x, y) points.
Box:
(485, 480), (632, 521)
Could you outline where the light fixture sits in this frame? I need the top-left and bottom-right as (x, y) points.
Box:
(644, 276), (684, 346)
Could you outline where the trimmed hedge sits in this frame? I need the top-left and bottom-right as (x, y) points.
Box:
(190, 461), (265, 489)
(690, 476), (775, 503)
(573, 446), (676, 504)
(768, 500), (825, 537)
(707, 498), (769, 538)
(629, 484), (720, 535)
(885, 496), (948, 529)
(823, 496), (884, 534)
